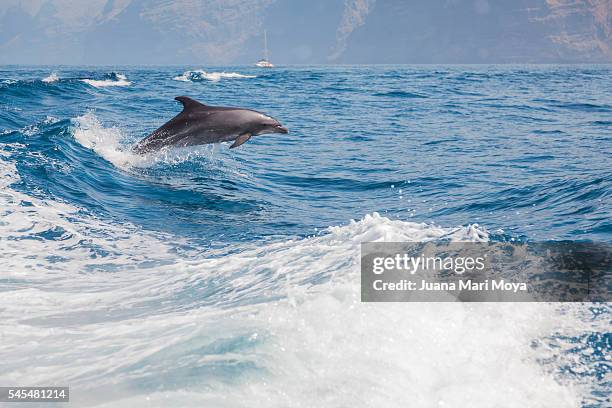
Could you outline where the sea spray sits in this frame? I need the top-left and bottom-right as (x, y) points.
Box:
(173, 70), (256, 82)
(42, 72), (59, 83)
(81, 73), (131, 88)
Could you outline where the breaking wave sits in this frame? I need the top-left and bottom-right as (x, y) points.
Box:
(0, 138), (593, 406)
(173, 70), (256, 82)
(71, 112), (146, 168)
(1, 65), (610, 407)
(42, 72), (59, 83)
(0, 152), (598, 406)
(81, 72), (131, 88)
(70, 112), (234, 170)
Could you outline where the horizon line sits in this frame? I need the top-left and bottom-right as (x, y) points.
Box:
(2, 62), (612, 67)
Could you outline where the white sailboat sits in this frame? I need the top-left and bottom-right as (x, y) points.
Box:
(255, 30), (274, 68)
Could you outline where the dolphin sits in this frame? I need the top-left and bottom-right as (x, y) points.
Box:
(132, 96), (288, 154)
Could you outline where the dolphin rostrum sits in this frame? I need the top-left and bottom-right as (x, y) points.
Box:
(132, 96), (288, 154)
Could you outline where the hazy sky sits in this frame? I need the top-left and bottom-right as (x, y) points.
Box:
(0, 0), (610, 65)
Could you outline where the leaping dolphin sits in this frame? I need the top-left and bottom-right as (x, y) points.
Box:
(132, 96), (288, 154)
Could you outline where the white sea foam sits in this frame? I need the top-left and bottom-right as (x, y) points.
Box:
(0, 157), (597, 408)
(42, 72), (59, 83)
(71, 112), (143, 168)
(0, 130), (601, 406)
(43, 115), (59, 124)
(71, 112), (239, 171)
(173, 70), (255, 82)
(81, 73), (131, 88)
(1, 117), (59, 138)
(0, 149), (184, 283)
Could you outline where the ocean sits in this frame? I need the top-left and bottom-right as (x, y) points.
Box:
(0, 65), (610, 407)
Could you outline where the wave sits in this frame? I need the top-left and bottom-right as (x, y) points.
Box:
(42, 72), (59, 83)
(0, 130), (602, 405)
(1, 65), (609, 406)
(173, 70), (256, 82)
(71, 112), (159, 169)
(4, 115), (60, 137)
(81, 72), (131, 88)
(71, 112), (232, 170)
(1, 79), (18, 85)
(0, 155), (595, 407)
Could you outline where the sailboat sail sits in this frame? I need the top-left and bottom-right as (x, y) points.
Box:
(256, 30), (274, 68)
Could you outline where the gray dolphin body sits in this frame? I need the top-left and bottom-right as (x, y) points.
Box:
(133, 96), (288, 154)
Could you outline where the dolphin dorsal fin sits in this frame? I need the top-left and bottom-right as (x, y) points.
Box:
(175, 96), (207, 112)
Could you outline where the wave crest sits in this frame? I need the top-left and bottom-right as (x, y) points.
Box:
(81, 73), (131, 88)
(173, 70), (255, 82)
(0, 175), (586, 408)
(72, 112), (157, 169)
(42, 72), (59, 83)
(71, 112), (227, 169)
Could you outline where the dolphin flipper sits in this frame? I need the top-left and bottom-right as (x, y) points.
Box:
(133, 96), (286, 154)
(230, 133), (251, 149)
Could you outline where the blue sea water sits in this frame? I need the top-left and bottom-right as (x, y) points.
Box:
(0, 65), (610, 407)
